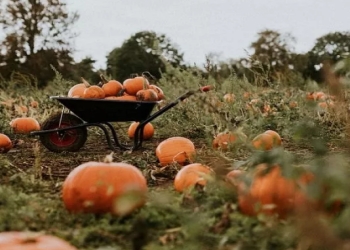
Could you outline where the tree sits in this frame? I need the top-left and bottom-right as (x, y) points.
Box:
(305, 31), (350, 82)
(106, 31), (184, 81)
(0, 0), (79, 86)
(248, 29), (296, 85)
(73, 57), (101, 83)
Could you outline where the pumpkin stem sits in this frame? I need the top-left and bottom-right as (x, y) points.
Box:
(142, 71), (156, 83)
(20, 232), (44, 244)
(142, 77), (149, 90)
(130, 73), (139, 78)
(103, 152), (114, 163)
(81, 77), (91, 87)
(117, 88), (126, 96)
(100, 74), (109, 84)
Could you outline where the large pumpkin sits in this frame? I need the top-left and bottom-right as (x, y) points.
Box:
(10, 117), (40, 134)
(0, 231), (77, 250)
(128, 122), (154, 140)
(238, 164), (298, 218)
(174, 163), (214, 193)
(62, 161), (148, 216)
(0, 133), (12, 153)
(156, 137), (196, 167)
(123, 76), (149, 96)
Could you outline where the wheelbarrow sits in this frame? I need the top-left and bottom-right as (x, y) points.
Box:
(30, 85), (212, 152)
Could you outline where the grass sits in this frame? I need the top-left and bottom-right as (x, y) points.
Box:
(1, 63), (350, 249)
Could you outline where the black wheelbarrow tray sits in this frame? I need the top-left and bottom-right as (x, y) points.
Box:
(30, 85), (212, 153)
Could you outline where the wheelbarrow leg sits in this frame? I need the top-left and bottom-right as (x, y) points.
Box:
(132, 123), (146, 151)
(103, 122), (130, 151)
(92, 123), (118, 151)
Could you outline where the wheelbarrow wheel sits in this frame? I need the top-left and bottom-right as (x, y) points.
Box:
(39, 112), (87, 152)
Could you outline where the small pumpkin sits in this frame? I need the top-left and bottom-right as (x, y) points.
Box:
(0, 133), (12, 153)
(10, 117), (40, 134)
(81, 78), (105, 99)
(174, 163), (214, 193)
(156, 137), (196, 167)
(263, 130), (282, 146)
(30, 100), (39, 108)
(238, 164), (298, 218)
(62, 158), (148, 216)
(251, 133), (274, 150)
(128, 122), (154, 140)
(223, 93), (235, 103)
(149, 84), (165, 100)
(212, 132), (237, 150)
(67, 79), (90, 97)
(100, 74), (124, 97)
(136, 80), (158, 101)
(0, 231), (77, 250)
(123, 76), (149, 96)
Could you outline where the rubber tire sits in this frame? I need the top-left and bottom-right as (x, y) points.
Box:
(39, 112), (87, 152)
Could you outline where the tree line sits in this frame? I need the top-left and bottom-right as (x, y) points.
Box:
(0, 0), (349, 88)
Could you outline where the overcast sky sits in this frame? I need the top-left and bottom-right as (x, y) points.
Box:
(65, 0), (350, 69)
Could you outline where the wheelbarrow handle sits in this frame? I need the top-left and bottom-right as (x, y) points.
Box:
(178, 85), (213, 101)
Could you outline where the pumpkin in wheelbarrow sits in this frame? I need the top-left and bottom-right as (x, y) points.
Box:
(123, 76), (149, 96)
(62, 157), (148, 216)
(156, 137), (196, 167)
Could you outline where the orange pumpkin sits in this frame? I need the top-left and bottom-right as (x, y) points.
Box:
(136, 88), (158, 101)
(100, 74), (123, 97)
(174, 163), (214, 193)
(212, 132), (237, 150)
(289, 101), (298, 109)
(0, 231), (77, 250)
(223, 93), (235, 103)
(263, 130), (282, 146)
(10, 117), (40, 134)
(30, 100), (39, 108)
(67, 79), (90, 98)
(62, 161), (148, 216)
(0, 133), (12, 153)
(82, 85), (105, 99)
(123, 76), (149, 96)
(293, 172), (344, 216)
(238, 164), (298, 218)
(149, 85), (165, 100)
(128, 122), (154, 140)
(156, 137), (196, 167)
(115, 95), (137, 101)
(104, 96), (119, 100)
(251, 133), (274, 150)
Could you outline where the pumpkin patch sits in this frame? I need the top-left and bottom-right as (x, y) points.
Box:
(1, 58), (350, 249)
